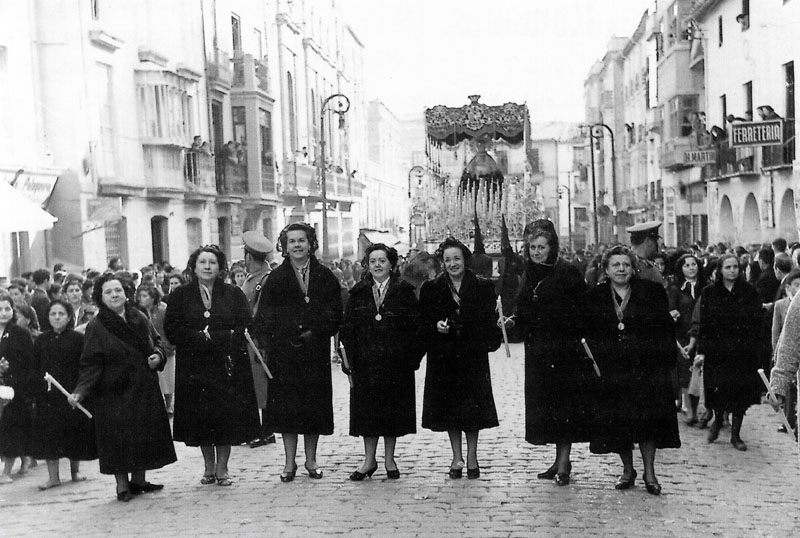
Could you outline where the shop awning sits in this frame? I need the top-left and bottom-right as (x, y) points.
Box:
(0, 180), (58, 233)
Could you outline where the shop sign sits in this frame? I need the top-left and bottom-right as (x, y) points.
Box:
(683, 150), (716, 165)
(729, 120), (784, 148)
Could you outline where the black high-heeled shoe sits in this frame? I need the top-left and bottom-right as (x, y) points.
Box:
(644, 479), (662, 495)
(448, 461), (464, 479)
(304, 463), (323, 479)
(467, 466), (480, 479)
(614, 469), (637, 490)
(280, 463), (298, 483)
(129, 481), (164, 494)
(537, 463), (558, 480)
(385, 460), (400, 479)
(349, 464), (378, 481)
(116, 488), (132, 502)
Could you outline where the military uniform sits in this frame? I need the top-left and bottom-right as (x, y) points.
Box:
(627, 221), (665, 285)
(240, 232), (274, 423)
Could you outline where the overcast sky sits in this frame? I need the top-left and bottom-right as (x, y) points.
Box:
(339, 0), (654, 121)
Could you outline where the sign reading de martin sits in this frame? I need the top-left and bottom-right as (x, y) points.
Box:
(729, 120), (784, 148)
(683, 150), (716, 165)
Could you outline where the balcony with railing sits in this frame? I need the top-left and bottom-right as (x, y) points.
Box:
(703, 143), (758, 180)
(762, 119), (796, 169)
(660, 138), (695, 170)
(215, 147), (248, 197)
(232, 53), (269, 93)
(184, 150), (216, 197)
(207, 48), (231, 89)
(143, 145), (185, 199)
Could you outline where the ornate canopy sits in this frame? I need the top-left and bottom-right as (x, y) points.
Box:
(425, 95), (529, 145)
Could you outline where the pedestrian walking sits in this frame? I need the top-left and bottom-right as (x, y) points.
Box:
(137, 285), (175, 417)
(31, 300), (97, 490)
(164, 245), (260, 487)
(419, 237), (501, 480)
(509, 220), (593, 486)
(0, 292), (35, 483)
(240, 231), (276, 448)
(340, 244), (422, 481)
(585, 245), (680, 495)
(668, 253), (707, 425)
(69, 274), (176, 502)
(253, 223), (343, 482)
(693, 253), (763, 451)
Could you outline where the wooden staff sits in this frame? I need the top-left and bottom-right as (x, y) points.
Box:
(496, 295), (511, 358)
(580, 339), (602, 377)
(758, 368), (795, 435)
(338, 343), (354, 388)
(44, 372), (92, 418)
(244, 330), (273, 380)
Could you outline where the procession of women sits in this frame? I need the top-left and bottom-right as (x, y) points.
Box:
(0, 219), (797, 503)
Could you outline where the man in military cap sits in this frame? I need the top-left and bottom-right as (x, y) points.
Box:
(626, 221), (664, 285)
(240, 230), (276, 447)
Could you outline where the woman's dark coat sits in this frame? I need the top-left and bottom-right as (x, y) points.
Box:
(340, 275), (422, 437)
(515, 259), (594, 445)
(164, 281), (260, 446)
(254, 256), (343, 435)
(585, 278), (681, 454)
(667, 281), (700, 388)
(31, 329), (97, 461)
(74, 305), (176, 474)
(0, 323), (35, 458)
(419, 270), (500, 432)
(693, 278), (763, 413)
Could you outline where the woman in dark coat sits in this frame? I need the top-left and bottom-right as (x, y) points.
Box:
(693, 253), (762, 451)
(420, 237), (501, 479)
(0, 292), (35, 483)
(165, 245), (259, 487)
(31, 300), (97, 490)
(340, 244), (422, 481)
(585, 246), (680, 495)
(253, 223), (343, 482)
(70, 275), (176, 501)
(667, 253), (706, 424)
(511, 220), (592, 486)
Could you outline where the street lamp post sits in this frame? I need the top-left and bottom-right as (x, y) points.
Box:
(558, 183), (572, 251)
(590, 123), (616, 208)
(318, 93), (350, 259)
(407, 165), (425, 248)
(585, 128), (599, 246)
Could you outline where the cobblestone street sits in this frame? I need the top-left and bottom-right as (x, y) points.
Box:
(1, 343), (798, 537)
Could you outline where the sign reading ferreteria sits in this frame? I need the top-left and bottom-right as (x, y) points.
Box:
(729, 119), (785, 148)
(683, 149), (717, 165)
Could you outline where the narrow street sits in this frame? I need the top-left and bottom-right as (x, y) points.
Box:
(1, 343), (797, 537)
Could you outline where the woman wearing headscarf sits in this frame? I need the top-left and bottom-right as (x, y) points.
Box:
(693, 253), (762, 451)
(69, 274), (176, 501)
(165, 245), (260, 487)
(585, 245), (680, 495)
(509, 220), (593, 486)
(253, 223), (343, 482)
(137, 285), (175, 417)
(340, 244), (422, 480)
(419, 237), (501, 479)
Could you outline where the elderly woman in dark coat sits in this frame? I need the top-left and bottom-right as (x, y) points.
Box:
(0, 292), (35, 483)
(585, 246), (680, 495)
(69, 275), (176, 501)
(253, 223), (343, 482)
(420, 237), (501, 479)
(692, 252), (762, 451)
(32, 300), (97, 490)
(510, 220), (592, 486)
(340, 244), (422, 481)
(165, 245), (259, 487)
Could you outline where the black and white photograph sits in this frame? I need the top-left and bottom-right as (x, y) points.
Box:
(0, 0), (799, 536)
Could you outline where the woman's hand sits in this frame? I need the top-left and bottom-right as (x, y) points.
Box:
(669, 309), (680, 321)
(693, 354), (704, 367)
(767, 392), (785, 412)
(147, 354), (162, 370)
(67, 392), (83, 409)
(436, 320), (450, 334)
(677, 342), (690, 361)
